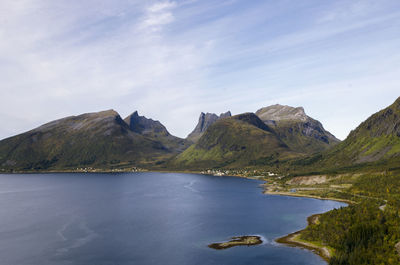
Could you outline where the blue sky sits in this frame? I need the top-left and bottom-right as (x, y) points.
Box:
(1, 0), (399, 140)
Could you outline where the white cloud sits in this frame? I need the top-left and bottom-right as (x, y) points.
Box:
(140, 1), (177, 31)
(147, 1), (177, 13)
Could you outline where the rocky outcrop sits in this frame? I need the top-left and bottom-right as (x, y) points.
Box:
(124, 111), (170, 137)
(187, 111), (231, 142)
(256, 104), (308, 122)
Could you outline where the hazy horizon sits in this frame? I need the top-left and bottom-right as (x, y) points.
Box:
(1, 0), (399, 140)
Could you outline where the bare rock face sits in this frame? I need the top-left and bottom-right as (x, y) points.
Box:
(187, 111), (231, 142)
(256, 104), (308, 122)
(256, 104), (340, 154)
(219, 111), (232, 119)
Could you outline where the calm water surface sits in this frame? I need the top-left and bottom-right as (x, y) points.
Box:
(0, 172), (345, 265)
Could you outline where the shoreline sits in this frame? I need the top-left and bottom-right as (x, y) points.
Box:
(264, 190), (355, 204)
(275, 214), (332, 262)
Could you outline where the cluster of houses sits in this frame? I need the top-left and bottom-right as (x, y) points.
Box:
(200, 169), (281, 178)
(73, 167), (144, 173)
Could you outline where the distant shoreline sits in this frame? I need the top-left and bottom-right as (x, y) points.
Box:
(0, 169), (261, 180)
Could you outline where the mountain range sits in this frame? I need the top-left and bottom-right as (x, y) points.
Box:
(1, 97), (399, 173)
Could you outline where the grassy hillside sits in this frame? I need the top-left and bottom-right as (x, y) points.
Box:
(172, 113), (300, 169)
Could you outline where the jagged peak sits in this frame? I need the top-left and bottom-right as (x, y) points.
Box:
(125, 111), (158, 123)
(187, 110), (231, 141)
(124, 111), (169, 136)
(197, 111), (231, 119)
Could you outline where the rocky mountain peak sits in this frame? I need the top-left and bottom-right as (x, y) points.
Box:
(124, 111), (169, 136)
(255, 104), (340, 153)
(187, 111), (232, 142)
(256, 104), (308, 122)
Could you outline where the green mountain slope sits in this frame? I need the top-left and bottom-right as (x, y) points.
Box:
(256, 104), (340, 154)
(323, 97), (400, 165)
(291, 97), (400, 172)
(0, 110), (174, 171)
(173, 113), (299, 169)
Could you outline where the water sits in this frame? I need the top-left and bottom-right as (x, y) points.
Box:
(0, 172), (345, 265)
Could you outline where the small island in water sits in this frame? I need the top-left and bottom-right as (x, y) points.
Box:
(208, 236), (262, 250)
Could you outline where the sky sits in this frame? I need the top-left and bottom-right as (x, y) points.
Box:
(1, 0), (399, 140)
